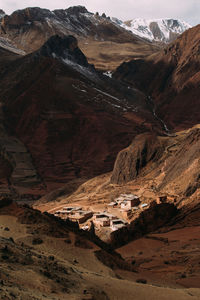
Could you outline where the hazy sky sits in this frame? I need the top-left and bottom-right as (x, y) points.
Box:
(0, 0), (199, 25)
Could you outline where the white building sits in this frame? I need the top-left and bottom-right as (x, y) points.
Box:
(120, 197), (140, 210)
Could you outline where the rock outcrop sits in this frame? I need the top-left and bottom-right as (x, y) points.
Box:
(38, 35), (91, 68)
(111, 133), (163, 184)
(110, 125), (200, 200)
(158, 127), (200, 197)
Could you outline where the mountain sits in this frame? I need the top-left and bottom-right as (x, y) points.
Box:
(0, 6), (160, 70)
(0, 34), (163, 199)
(0, 6), (137, 50)
(1, 5), (200, 298)
(113, 18), (191, 43)
(114, 24), (200, 130)
(0, 6), (198, 203)
(111, 126), (200, 201)
(0, 9), (5, 19)
(0, 36), (25, 55)
(35, 125), (200, 290)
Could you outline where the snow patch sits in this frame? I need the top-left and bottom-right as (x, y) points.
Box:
(62, 57), (98, 81)
(93, 88), (121, 102)
(103, 71), (112, 78)
(113, 18), (191, 42)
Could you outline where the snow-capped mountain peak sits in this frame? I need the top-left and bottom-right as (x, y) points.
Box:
(113, 18), (192, 43)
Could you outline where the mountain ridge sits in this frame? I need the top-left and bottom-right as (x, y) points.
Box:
(0, 6), (162, 70)
(0, 34), (163, 198)
(113, 18), (191, 43)
(114, 23), (200, 130)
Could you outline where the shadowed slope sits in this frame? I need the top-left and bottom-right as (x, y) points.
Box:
(114, 25), (200, 130)
(0, 35), (162, 197)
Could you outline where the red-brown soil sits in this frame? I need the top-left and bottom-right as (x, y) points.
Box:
(0, 36), (162, 197)
(1, 199), (200, 299)
(114, 25), (200, 130)
(117, 224), (200, 289)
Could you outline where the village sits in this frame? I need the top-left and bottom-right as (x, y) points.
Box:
(50, 193), (171, 234)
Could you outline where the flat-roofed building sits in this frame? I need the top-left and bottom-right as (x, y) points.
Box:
(94, 217), (110, 228)
(116, 194), (140, 207)
(93, 213), (116, 228)
(54, 207), (83, 218)
(110, 219), (127, 231)
(68, 210), (93, 224)
(63, 206), (82, 212)
(121, 197), (140, 210)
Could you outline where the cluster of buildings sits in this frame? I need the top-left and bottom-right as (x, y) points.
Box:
(54, 206), (93, 224)
(108, 193), (149, 219)
(54, 206), (127, 232)
(52, 193), (150, 233)
(93, 212), (127, 231)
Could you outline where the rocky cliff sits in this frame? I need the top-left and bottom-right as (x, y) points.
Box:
(111, 125), (200, 201)
(111, 133), (164, 184)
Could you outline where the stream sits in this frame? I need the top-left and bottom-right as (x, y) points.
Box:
(146, 95), (172, 135)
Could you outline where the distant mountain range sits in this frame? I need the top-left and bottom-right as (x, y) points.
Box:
(0, 6), (161, 70)
(112, 18), (191, 43)
(0, 6), (191, 55)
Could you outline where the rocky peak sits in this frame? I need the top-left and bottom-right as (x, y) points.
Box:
(1, 7), (53, 27)
(23, 7), (53, 20)
(115, 18), (191, 43)
(38, 35), (90, 67)
(66, 6), (88, 15)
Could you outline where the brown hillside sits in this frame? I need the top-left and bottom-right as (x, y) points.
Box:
(1, 199), (200, 298)
(114, 25), (200, 130)
(0, 6), (160, 70)
(0, 35), (162, 197)
(111, 126), (200, 200)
